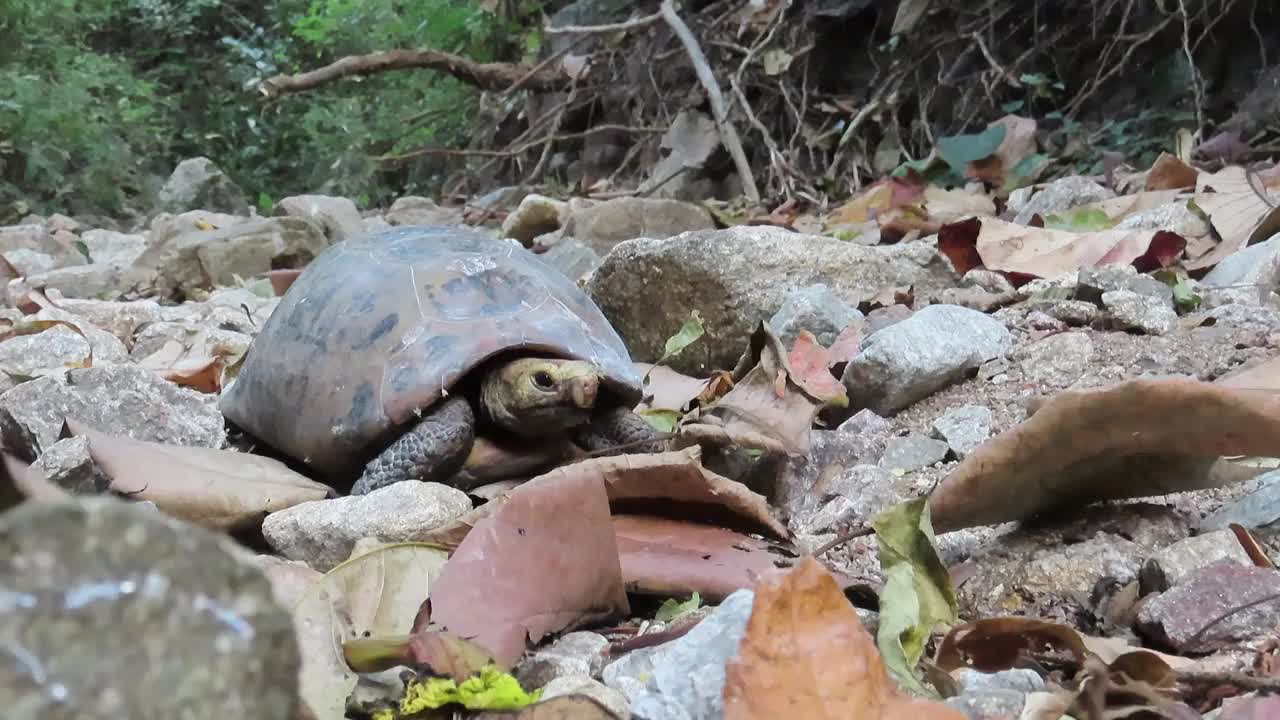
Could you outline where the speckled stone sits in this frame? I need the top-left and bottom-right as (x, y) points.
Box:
(0, 497), (300, 719)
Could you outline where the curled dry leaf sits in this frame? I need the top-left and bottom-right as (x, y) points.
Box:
(614, 515), (789, 601)
(928, 377), (1280, 533)
(634, 362), (710, 413)
(428, 462), (629, 667)
(1145, 152), (1199, 191)
(64, 418), (333, 531)
(936, 215), (1186, 284)
(293, 542), (450, 720)
(826, 176), (925, 227)
(965, 114), (1038, 188)
(826, 319), (866, 368)
(679, 322), (832, 457)
(786, 331), (848, 408)
(156, 354), (239, 393)
(343, 629), (496, 679)
(934, 616), (1087, 672)
(722, 556), (967, 720)
(1185, 165), (1280, 271)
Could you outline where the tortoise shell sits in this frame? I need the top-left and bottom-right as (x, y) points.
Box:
(218, 224), (643, 480)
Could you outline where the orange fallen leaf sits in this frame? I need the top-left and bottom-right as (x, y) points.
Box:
(427, 462), (629, 667)
(722, 556), (967, 720)
(966, 114), (1038, 187)
(264, 268), (304, 296)
(157, 355), (235, 393)
(934, 617), (1087, 672)
(615, 515), (787, 601)
(786, 331), (848, 407)
(929, 377), (1280, 533)
(1145, 152), (1199, 191)
(826, 176), (925, 226)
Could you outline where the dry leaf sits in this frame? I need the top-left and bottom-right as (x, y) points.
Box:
(264, 268), (303, 296)
(635, 363), (710, 413)
(938, 216), (1187, 283)
(1186, 165), (1280, 271)
(826, 176), (924, 227)
(966, 114), (1038, 187)
(786, 331), (848, 407)
(157, 355), (235, 393)
(826, 319), (866, 367)
(934, 617), (1086, 672)
(722, 557), (967, 720)
(929, 377), (1280, 533)
(679, 322), (831, 457)
(428, 463), (629, 667)
(1145, 152), (1199, 191)
(65, 419), (333, 531)
(615, 515), (788, 601)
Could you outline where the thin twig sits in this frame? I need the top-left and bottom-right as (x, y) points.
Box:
(545, 11), (662, 34)
(659, 0), (761, 204)
(809, 525), (874, 558)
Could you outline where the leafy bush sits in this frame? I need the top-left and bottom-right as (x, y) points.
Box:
(0, 0), (510, 218)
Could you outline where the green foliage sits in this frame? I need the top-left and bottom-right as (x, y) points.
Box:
(0, 0), (514, 217)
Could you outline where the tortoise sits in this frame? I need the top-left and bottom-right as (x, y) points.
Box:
(218, 224), (664, 495)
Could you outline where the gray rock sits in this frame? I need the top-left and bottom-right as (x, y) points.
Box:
(0, 223), (84, 267)
(931, 405), (993, 459)
(603, 589), (754, 720)
(135, 216), (329, 296)
(516, 632), (611, 689)
(1012, 176), (1116, 225)
(842, 304), (1012, 415)
(801, 495), (858, 534)
(502, 194), (567, 245)
(945, 689), (1027, 719)
(261, 481), (472, 571)
(14, 264), (156, 301)
(0, 364), (225, 451)
(1200, 470), (1280, 532)
(538, 676), (630, 718)
(539, 238), (602, 283)
(32, 435), (110, 494)
(1136, 564), (1280, 653)
(1077, 264), (1174, 305)
(48, 298), (168, 342)
(588, 226), (957, 373)
(1200, 233), (1280, 307)
(776, 414), (896, 518)
(564, 197), (716, 257)
(953, 668), (1046, 694)
(1026, 298), (1099, 326)
(1115, 200), (1210, 237)
(0, 325), (98, 392)
(1103, 290), (1178, 335)
(864, 304), (914, 334)
(3, 248), (66, 276)
(80, 228), (149, 267)
(977, 357), (1009, 382)
(1012, 331), (1093, 387)
(154, 157), (250, 216)
(385, 196), (465, 226)
(1189, 304), (1280, 333)
(879, 433), (950, 472)
(768, 284), (863, 348)
(0, 497), (299, 719)
(274, 194), (364, 244)
(961, 269), (1016, 294)
(1148, 530), (1252, 587)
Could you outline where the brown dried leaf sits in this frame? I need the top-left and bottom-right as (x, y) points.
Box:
(615, 515), (788, 601)
(966, 114), (1037, 187)
(929, 377), (1280, 533)
(428, 463), (629, 667)
(722, 557), (967, 720)
(264, 268), (303, 296)
(934, 617), (1087, 672)
(64, 419), (333, 531)
(786, 331), (848, 407)
(826, 318), (866, 367)
(679, 322), (830, 457)
(1145, 152), (1199, 191)
(157, 355), (236, 393)
(635, 362), (710, 413)
(968, 216), (1186, 280)
(1186, 165), (1280, 271)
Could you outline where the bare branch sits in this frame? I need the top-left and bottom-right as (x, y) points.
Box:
(544, 11), (662, 34)
(258, 48), (567, 98)
(659, 0), (761, 204)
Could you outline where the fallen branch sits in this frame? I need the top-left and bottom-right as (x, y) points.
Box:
(659, 0), (761, 204)
(545, 11), (662, 34)
(257, 48), (567, 98)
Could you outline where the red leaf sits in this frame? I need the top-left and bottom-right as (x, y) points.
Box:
(937, 217), (984, 274)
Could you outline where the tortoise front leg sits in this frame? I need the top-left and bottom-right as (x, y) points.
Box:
(351, 395), (476, 495)
(571, 406), (667, 457)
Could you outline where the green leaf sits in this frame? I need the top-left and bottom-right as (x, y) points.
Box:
(936, 124), (1006, 175)
(1001, 152), (1051, 192)
(1172, 280), (1201, 311)
(639, 408), (681, 433)
(73, 240), (92, 262)
(871, 496), (957, 696)
(1000, 100), (1025, 113)
(397, 665), (541, 714)
(1041, 207), (1115, 232)
(658, 310), (705, 364)
(655, 592), (702, 622)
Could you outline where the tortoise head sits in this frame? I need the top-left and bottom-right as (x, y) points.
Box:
(479, 357), (602, 436)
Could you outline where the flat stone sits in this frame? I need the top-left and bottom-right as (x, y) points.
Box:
(1012, 176), (1115, 225)
(1103, 290), (1178, 335)
(516, 632), (611, 689)
(931, 405), (993, 458)
(274, 194), (364, 244)
(879, 433), (950, 472)
(79, 228), (149, 267)
(0, 497), (299, 719)
(1199, 470), (1280, 533)
(768, 283), (863, 348)
(1136, 564), (1280, 653)
(538, 676), (630, 718)
(261, 481), (473, 571)
(603, 589), (754, 720)
(1200, 233), (1280, 307)
(384, 196), (465, 226)
(1012, 331), (1093, 387)
(842, 304), (1013, 415)
(563, 197), (716, 257)
(1025, 299), (1099, 326)
(1147, 530), (1252, 587)
(1077, 264), (1174, 305)
(0, 364), (225, 452)
(32, 435), (110, 494)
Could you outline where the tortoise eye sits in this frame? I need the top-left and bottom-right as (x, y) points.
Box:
(532, 370), (555, 390)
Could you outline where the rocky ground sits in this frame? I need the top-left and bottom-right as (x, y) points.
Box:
(5, 156), (1280, 719)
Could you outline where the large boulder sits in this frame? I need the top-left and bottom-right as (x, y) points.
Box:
(587, 226), (958, 373)
(562, 197), (716, 256)
(0, 497), (300, 719)
(153, 157), (250, 216)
